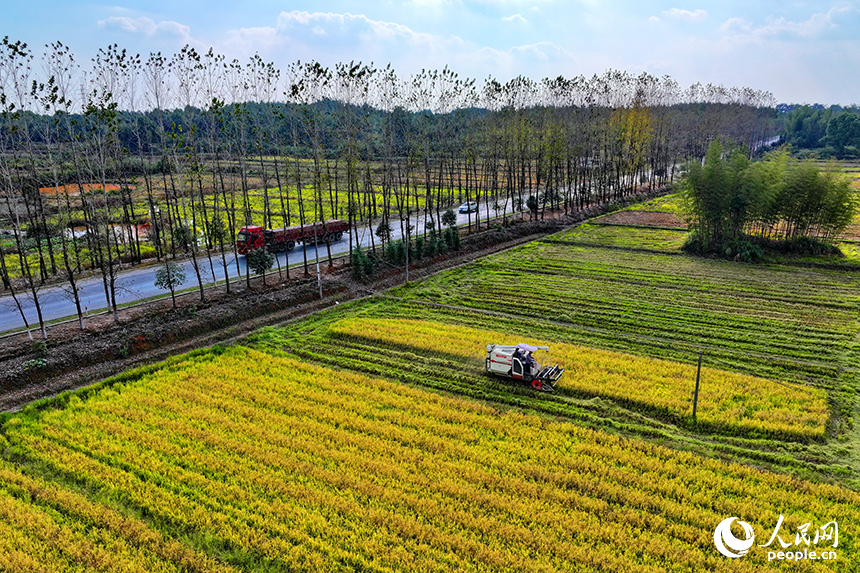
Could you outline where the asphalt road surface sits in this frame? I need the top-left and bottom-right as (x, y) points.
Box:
(0, 204), (511, 334)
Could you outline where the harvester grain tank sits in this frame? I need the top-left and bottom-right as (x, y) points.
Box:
(236, 219), (349, 255)
(485, 343), (564, 392)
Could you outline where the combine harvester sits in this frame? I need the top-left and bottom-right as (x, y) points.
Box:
(485, 343), (564, 392)
(237, 219), (349, 254)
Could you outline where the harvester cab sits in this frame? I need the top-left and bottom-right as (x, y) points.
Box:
(485, 343), (564, 392)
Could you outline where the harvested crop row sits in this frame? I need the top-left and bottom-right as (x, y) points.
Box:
(396, 242), (860, 387)
(476, 247), (860, 306)
(442, 269), (855, 332)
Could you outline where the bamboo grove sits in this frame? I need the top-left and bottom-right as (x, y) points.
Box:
(0, 38), (777, 337)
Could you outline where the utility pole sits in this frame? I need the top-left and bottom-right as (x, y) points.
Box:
(405, 209), (410, 283)
(692, 351), (703, 422)
(314, 223), (322, 299)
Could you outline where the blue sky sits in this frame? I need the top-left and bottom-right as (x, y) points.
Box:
(5, 1), (860, 105)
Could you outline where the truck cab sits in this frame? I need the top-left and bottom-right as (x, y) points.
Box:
(237, 226), (264, 255)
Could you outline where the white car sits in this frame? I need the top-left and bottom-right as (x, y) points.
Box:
(458, 201), (478, 214)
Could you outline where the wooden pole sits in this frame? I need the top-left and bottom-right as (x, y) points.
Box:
(692, 350), (703, 422)
(405, 209), (410, 284)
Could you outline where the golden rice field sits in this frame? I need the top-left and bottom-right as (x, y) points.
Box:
(328, 318), (830, 440)
(0, 457), (235, 573)
(0, 346), (856, 572)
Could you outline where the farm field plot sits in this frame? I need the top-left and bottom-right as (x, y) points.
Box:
(1, 346), (858, 572)
(585, 190), (860, 263)
(550, 224), (688, 252)
(251, 296), (850, 482)
(586, 210), (686, 229)
(324, 318), (828, 440)
(245, 196), (857, 483)
(586, 193), (687, 229)
(838, 163), (860, 241)
(395, 241), (860, 389)
(621, 193), (687, 214)
(0, 458), (235, 573)
(837, 241), (860, 261)
(32, 166), (445, 232)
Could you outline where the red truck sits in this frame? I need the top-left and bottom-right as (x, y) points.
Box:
(236, 219), (349, 255)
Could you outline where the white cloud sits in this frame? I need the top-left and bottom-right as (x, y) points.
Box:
(220, 11), (472, 77)
(718, 17), (751, 34)
(218, 10), (591, 90)
(662, 8), (708, 22)
(644, 6), (860, 103)
(410, 0), (454, 8)
(223, 26), (285, 55)
(98, 16), (194, 43)
(509, 42), (574, 63)
(720, 6), (857, 42)
(502, 14), (528, 24)
(275, 11), (433, 46)
(468, 41), (579, 82)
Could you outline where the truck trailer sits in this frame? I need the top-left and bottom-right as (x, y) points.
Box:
(236, 219), (349, 255)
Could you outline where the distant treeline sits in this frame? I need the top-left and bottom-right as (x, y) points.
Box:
(779, 105), (860, 156)
(2, 98), (777, 162)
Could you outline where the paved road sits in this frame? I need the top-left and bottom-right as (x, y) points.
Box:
(0, 205), (512, 334)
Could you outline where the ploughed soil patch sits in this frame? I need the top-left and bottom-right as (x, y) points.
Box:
(596, 210), (686, 229)
(841, 221), (860, 242)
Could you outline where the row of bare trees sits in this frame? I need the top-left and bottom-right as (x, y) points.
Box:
(0, 39), (778, 339)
